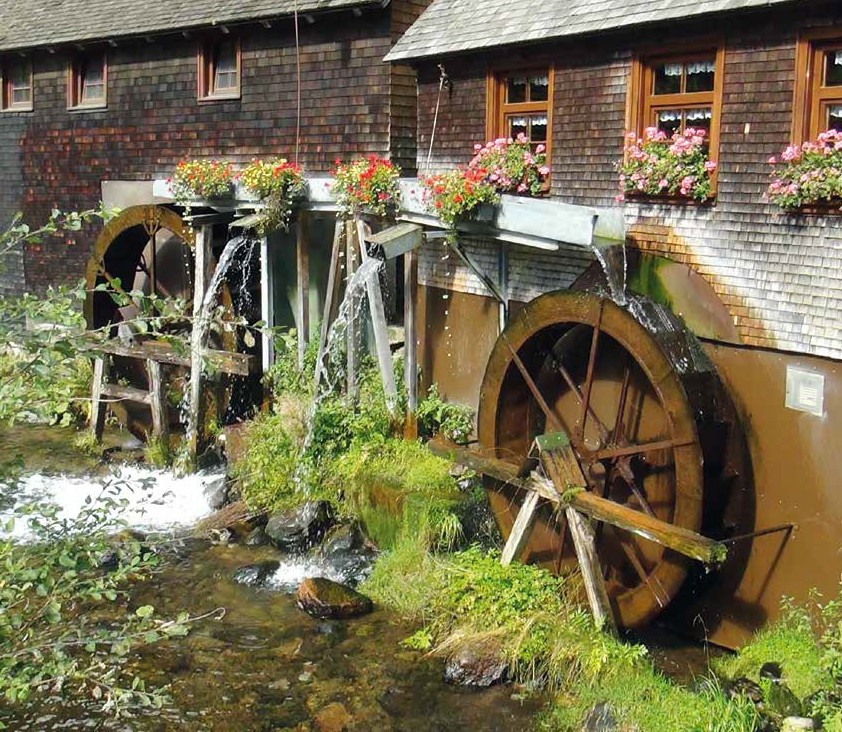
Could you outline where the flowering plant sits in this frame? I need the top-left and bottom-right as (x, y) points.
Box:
(766, 130), (842, 210)
(468, 133), (550, 195)
(170, 159), (234, 203)
(421, 168), (500, 242)
(331, 155), (401, 218)
(617, 127), (717, 203)
(238, 158), (305, 232)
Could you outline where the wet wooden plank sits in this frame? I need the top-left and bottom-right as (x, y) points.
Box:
(83, 339), (255, 376)
(404, 248), (418, 437)
(296, 215), (310, 370)
(314, 219), (344, 390)
(101, 383), (152, 405)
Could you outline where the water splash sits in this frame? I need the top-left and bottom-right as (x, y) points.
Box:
(0, 467), (221, 542)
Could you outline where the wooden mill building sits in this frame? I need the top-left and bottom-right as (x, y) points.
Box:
(1, 0), (841, 646)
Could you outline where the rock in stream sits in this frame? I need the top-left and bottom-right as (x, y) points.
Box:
(265, 501), (335, 551)
(296, 577), (373, 619)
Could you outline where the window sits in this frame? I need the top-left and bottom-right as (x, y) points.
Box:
(198, 39), (240, 100)
(68, 52), (106, 109)
(1, 59), (33, 111)
(487, 68), (553, 157)
(793, 32), (842, 141)
(627, 48), (724, 186)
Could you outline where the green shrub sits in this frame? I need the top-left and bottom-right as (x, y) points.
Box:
(416, 384), (474, 444)
(229, 411), (316, 511)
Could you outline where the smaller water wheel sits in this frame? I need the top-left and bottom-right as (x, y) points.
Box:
(84, 205), (234, 440)
(477, 290), (709, 629)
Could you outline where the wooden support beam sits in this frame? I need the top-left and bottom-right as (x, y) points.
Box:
(427, 437), (727, 565)
(565, 506), (617, 634)
(186, 223), (212, 470)
(296, 215), (310, 370)
(345, 220), (358, 401)
(146, 359), (168, 441)
(315, 219), (344, 390)
(83, 338), (255, 375)
(260, 235), (274, 373)
(403, 248), (418, 438)
(90, 356), (110, 442)
(356, 217), (398, 415)
(101, 384), (153, 405)
(501, 489), (541, 566)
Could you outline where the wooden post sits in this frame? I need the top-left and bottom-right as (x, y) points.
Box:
(501, 489), (541, 566)
(146, 358), (168, 442)
(90, 356), (110, 441)
(186, 223), (212, 470)
(259, 234), (274, 373)
(404, 248), (419, 438)
(315, 219), (344, 390)
(345, 219), (359, 401)
(355, 217), (398, 415)
(565, 506), (618, 634)
(296, 215), (310, 370)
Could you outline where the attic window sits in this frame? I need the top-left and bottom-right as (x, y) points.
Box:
(488, 68), (554, 159)
(198, 39), (241, 101)
(1, 59), (33, 111)
(68, 52), (107, 109)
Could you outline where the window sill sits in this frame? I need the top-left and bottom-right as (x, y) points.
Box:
(67, 103), (107, 112)
(779, 201), (842, 216)
(621, 192), (716, 207)
(1, 105), (33, 114)
(198, 93), (241, 104)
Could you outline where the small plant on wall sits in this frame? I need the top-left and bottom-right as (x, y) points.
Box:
(169, 159), (234, 204)
(766, 130), (842, 211)
(421, 167), (499, 243)
(238, 158), (305, 234)
(616, 127), (717, 203)
(468, 133), (550, 195)
(331, 155), (402, 219)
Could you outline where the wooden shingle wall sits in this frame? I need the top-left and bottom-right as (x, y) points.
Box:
(0, 9), (415, 294)
(415, 6), (842, 360)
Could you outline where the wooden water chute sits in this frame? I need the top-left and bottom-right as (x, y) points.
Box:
(431, 291), (735, 630)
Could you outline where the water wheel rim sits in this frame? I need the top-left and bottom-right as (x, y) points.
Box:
(478, 291), (703, 628)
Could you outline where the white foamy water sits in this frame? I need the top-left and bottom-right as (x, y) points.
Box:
(0, 467), (221, 541)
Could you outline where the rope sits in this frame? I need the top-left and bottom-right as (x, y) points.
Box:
(425, 64), (448, 174)
(293, 0), (302, 164)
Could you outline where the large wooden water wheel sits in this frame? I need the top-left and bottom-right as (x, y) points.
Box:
(477, 290), (710, 628)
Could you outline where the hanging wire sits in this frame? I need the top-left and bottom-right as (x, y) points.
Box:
(293, 0), (302, 164)
(425, 64), (449, 174)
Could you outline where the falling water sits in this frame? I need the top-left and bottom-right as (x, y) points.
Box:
(588, 241), (628, 306)
(183, 234), (257, 457)
(296, 257), (384, 484)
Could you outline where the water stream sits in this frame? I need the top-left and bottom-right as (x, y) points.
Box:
(0, 425), (544, 731)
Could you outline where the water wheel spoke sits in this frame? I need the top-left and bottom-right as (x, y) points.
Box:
(611, 358), (632, 445)
(501, 333), (575, 438)
(613, 459), (657, 518)
(554, 357), (611, 444)
(592, 437), (691, 462)
(579, 306), (603, 442)
(607, 526), (669, 608)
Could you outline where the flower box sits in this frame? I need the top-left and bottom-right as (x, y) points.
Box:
(767, 131), (842, 213)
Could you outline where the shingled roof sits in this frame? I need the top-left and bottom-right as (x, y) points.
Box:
(385, 0), (801, 62)
(0, 0), (382, 52)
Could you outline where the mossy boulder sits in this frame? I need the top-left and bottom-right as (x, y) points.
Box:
(296, 577), (373, 619)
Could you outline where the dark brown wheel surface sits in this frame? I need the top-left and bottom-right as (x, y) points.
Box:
(478, 291), (704, 628)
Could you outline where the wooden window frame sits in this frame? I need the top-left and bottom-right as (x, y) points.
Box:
(1, 58), (34, 112)
(67, 52), (107, 110)
(793, 28), (842, 143)
(485, 65), (554, 165)
(626, 45), (725, 194)
(197, 38), (241, 102)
